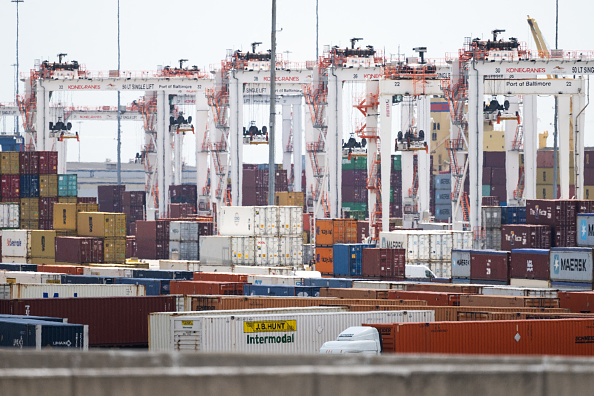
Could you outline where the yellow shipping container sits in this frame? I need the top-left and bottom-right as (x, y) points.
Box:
(1, 152), (19, 174)
(275, 192), (289, 206)
(20, 220), (39, 230)
(537, 167), (575, 185)
(77, 212), (126, 237)
(55, 230), (77, 237)
(39, 174), (58, 197)
(53, 203), (78, 231)
(288, 192), (305, 207)
(58, 197), (77, 204)
(30, 230), (56, 259)
(20, 198), (39, 220)
(77, 203), (99, 213)
(103, 237), (126, 264)
(30, 258), (56, 265)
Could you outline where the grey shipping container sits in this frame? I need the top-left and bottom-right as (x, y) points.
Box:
(451, 249), (471, 279)
(577, 214), (594, 247)
(550, 247), (594, 283)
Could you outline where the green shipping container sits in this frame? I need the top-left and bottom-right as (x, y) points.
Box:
(342, 202), (368, 212)
(345, 210), (367, 221)
(342, 155), (367, 171)
(482, 185), (491, 196)
(392, 155), (402, 171)
(58, 174), (78, 197)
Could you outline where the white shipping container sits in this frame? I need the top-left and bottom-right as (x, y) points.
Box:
(232, 236), (255, 265)
(255, 206), (278, 236)
(255, 236), (279, 266)
(0, 283), (145, 299)
(247, 274), (305, 286)
(509, 278), (552, 289)
(278, 206), (303, 236)
(0, 271), (61, 284)
(149, 306), (349, 351)
(200, 236), (255, 265)
(233, 266), (294, 275)
(1, 230), (31, 257)
(481, 286), (558, 298)
(171, 310), (435, 353)
(0, 203), (20, 229)
(219, 206), (256, 236)
(169, 221), (199, 242)
(1, 256), (32, 264)
(352, 280), (392, 289)
(452, 231), (473, 250)
(278, 236), (302, 266)
(83, 267), (133, 277)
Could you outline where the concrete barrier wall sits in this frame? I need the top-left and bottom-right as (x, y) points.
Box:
(1, 349), (594, 396)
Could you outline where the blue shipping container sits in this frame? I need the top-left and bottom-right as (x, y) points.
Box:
(501, 206), (527, 225)
(303, 278), (353, 288)
(58, 174), (78, 197)
(172, 271), (194, 280)
(60, 275), (115, 285)
(435, 191), (451, 204)
(294, 286), (320, 297)
(19, 175), (40, 198)
(0, 263), (37, 272)
(243, 284), (293, 296)
(132, 269), (175, 280)
(434, 174), (451, 190)
(435, 204), (452, 220)
(115, 277), (170, 295)
(0, 318), (87, 349)
(333, 244), (371, 277)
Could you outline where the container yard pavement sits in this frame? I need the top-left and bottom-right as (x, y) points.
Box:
(1, 350), (594, 396)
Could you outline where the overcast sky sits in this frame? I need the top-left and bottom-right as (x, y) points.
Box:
(0, 0), (593, 164)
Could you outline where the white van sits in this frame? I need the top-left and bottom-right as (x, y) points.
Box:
(405, 264), (436, 279)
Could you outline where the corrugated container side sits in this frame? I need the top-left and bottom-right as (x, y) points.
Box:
(5, 283), (145, 298)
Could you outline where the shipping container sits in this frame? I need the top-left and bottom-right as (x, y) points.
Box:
(60, 274), (114, 285)
(0, 283), (145, 299)
(1, 175), (20, 198)
(549, 247), (593, 283)
(0, 317), (87, 349)
(0, 152), (19, 174)
(254, 236), (279, 266)
(170, 310), (434, 353)
(315, 246), (333, 275)
(501, 224), (552, 251)
(482, 206), (501, 229)
(558, 291), (594, 313)
(38, 151), (58, 174)
(333, 243), (372, 277)
(52, 203), (78, 231)
(470, 250), (510, 283)
(30, 230), (56, 259)
(361, 248), (406, 280)
(451, 249), (471, 279)
(278, 236), (302, 266)
(103, 237), (126, 263)
(57, 174), (78, 197)
(315, 219), (357, 246)
(170, 280), (243, 295)
(199, 235), (254, 265)
(169, 240), (199, 261)
(77, 212), (126, 238)
(169, 221), (199, 242)
(0, 271), (61, 284)
(526, 199), (577, 226)
(136, 220), (170, 241)
(1, 229), (31, 257)
(39, 174), (58, 198)
(577, 214), (594, 247)
(19, 175), (40, 198)
(368, 319), (594, 356)
(114, 277), (169, 296)
(37, 264), (85, 276)
(55, 237), (103, 264)
(0, 203), (20, 229)
(388, 290), (462, 306)
(510, 249), (550, 280)
(459, 294), (559, 308)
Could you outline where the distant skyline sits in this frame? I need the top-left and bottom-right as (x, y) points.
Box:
(0, 0), (593, 164)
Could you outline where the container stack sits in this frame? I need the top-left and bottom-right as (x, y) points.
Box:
(483, 151), (507, 204)
(482, 206), (501, 250)
(168, 203), (194, 218)
(537, 149), (576, 199)
(201, 206), (303, 266)
(275, 191), (305, 209)
(242, 165), (288, 206)
(76, 212), (126, 263)
(434, 173), (451, 222)
(315, 219), (357, 275)
(98, 185), (125, 213)
(121, 191), (145, 235)
(135, 220), (170, 260)
(341, 155), (368, 220)
(58, 174), (78, 200)
(169, 221), (199, 260)
(526, 199), (577, 247)
(55, 236), (104, 264)
(169, 184), (197, 213)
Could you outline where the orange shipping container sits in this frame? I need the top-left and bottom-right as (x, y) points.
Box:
(169, 280), (244, 296)
(315, 247), (333, 275)
(319, 288), (391, 300)
(37, 264), (86, 276)
(192, 272), (248, 283)
(333, 219), (357, 244)
(367, 319), (594, 356)
(388, 290), (463, 306)
(315, 219), (334, 246)
(459, 294), (560, 308)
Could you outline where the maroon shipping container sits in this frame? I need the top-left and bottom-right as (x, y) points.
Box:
(537, 150), (555, 168)
(482, 167), (492, 185)
(39, 197), (58, 220)
(19, 151), (40, 175)
(558, 291), (594, 313)
(357, 221), (370, 243)
(362, 248), (405, 280)
(124, 205), (144, 221)
(552, 226), (577, 247)
(77, 197), (97, 204)
(1, 198), (19, 203)
(169, 203), (195, 218)
(127, 222), (136, 236)
(482, 196), (501, 206)
(98, 200), (122, 213)
(38, 151), (58, 174)
(169, 280), (244, 295)
(390, 171), (402, 185)
(55, 237), (104, 264)
(198, 221), (214, 236)
(135, 220), (170, 241)
(526, 199), (578, 226)
(575, 200), (594, 214)
(490, 184), (507, 201)
(501, 225), (552, 251)
(0, 296), (177, 347)
(483, 151), (506, 167)
(136, 238), (168, 259)
(1, 175), (20, 198)
(490, 168), (506, 186)
(122, 191), (145, 206)
(510, 249), (550, 280)
(126, 236), (137, 258)
(470, 250), (510, 283)
(38, 219), (53, 230)
(169, 184), (197, 204)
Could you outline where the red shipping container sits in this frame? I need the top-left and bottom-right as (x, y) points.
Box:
(559, 291), (594, 313)
(37, 264), (85, 275)
(482, 196), (500, 206)
(575, 200), (594, 214)
(169, 280), (243, 295)
(490, 184), (507, 201)
(193, 272), (248, 283)
(38, 151), (58, 174)
(169, 203), (194, 218)
(39, 197), (58, 220)
(552, 226), (577, 247)
(357, 221), (370, 243)
(126, 236), (137, 258)
(490, 167), (506, 186)
(19, 151), (40, 175)
(0, 296), (177, 347)
(38, 219), (53, 230)
(77, 196), (97, 204)
(124, 205), (145, 221)
(387, 290), (462, 306)
(136, 238), (168, 259)
(482, 167), (492, 185)
(361, 248), (405, 281)
(484, 151), (506, 167)
(98, 185), (125, 203)
(1, 175), (20, 198)
(510, 249), (550, 280)
(122, 191), (145, 206)
(501, 225), (552, 251)
(303, 212), (313, 232)
(55, 237), (103, 264)
(470, 250), (510, 283)
(367, 319), (594, 356)
(526, 199), (578, 226)
(136, 220), (170, 241)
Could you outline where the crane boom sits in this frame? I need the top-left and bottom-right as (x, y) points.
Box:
(527, 15), (553, 79)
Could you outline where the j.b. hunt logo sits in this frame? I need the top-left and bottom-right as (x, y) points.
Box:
(244, 320), (296, 345)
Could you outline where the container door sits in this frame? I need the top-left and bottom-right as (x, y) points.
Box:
(278, 207), (289, 236)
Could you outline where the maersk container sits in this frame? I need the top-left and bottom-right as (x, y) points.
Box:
(577, 214), (594, 247)
(0, 283), (145, 299)
(550, 247), (594, 283)
(171, 310), (435, 353)
(451, 249), (471, 279)
(149, 306), (350, 351)
(0, 271), (61, 284)
(115, 277), (169, 295)
(333, 243), (371, 277)
(199, 235), (255, 265)
(0, 203), (20, 229)
(0, 318), (88, 350)
(1, 229), (31, 257)
(255, 236), (280, 266)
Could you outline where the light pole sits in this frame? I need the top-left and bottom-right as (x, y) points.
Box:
(117, 0), (122, 185)
(11, 0), (24, 136)
(268, 0), (276, 205)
